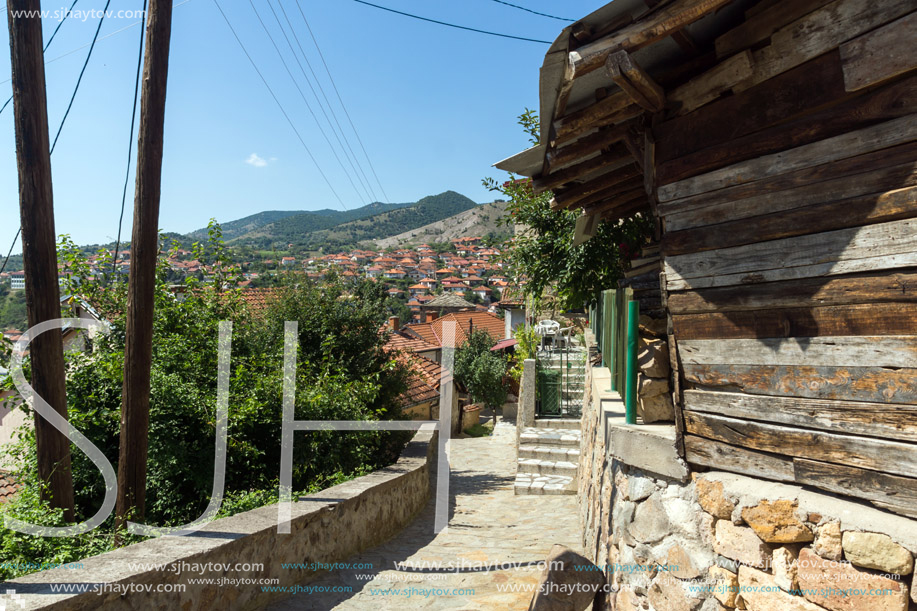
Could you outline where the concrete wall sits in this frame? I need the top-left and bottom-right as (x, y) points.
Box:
(578, 362), (917, 611)
(1, 427), (438, 610)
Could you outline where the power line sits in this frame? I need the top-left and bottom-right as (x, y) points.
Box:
(296, 0), (391, 203)
(50, 0), (113, 154)
(246, 0), (367, 205)
(211, 0), (348, 210)
(112, 0), (149, 282)
(263, 0), (376, 204)
(0, 0), (81, 117)
(350, 0), (552, 44)
(273, 0), (378, 203)
(488, 0), (574, 22)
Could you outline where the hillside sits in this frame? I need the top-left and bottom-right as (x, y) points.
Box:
(233, 191), (477, 250)
(374, 200), (510, 249)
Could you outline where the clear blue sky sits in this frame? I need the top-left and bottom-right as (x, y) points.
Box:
(0, 0), (605, 251)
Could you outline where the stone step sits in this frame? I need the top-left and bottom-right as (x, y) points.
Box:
(519, 427), (581, 447)
(534, 418), (581, 430)
(514, 472), (576, 496)
(517, 457), (578, 476)
(518, 444), (581, 461)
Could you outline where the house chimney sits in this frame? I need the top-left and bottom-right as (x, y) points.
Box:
(389, 315), (400, 331)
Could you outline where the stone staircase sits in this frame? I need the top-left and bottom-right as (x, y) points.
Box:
(514, 418), (581, 495)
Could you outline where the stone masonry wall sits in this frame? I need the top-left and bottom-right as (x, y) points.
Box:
(2, 428), (438, 611)
(578, 360), (917, 611)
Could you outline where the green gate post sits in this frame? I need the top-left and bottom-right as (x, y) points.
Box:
(602, 289), (614, 371)
(608, 290), (617, 392)
(625, 300), (640, 425)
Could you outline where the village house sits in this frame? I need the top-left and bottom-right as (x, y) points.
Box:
(497, 0), (917, 609)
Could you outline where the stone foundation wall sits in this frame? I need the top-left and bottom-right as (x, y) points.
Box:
(1, 428), (438, 611)
(578, 362), (917, 611)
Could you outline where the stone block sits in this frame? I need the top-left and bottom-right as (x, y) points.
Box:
(663, 541), (715, 580)
(715, 521), (771, 569)
(529, 544), (606, 611)
(609, 423), (689, 481)
(796, 547), (910, 611)
(741, 500), (813, 544)
(708, 565), (739, 608)
(639, 390), (675, 423)
(738, 565), (825, 611)
(773, 546), (799, 592)
(611, 499), (636, 546)
(627, 474), (657, 502)
(814, 521), (843, 561)
(842, 531), (914, 576)
(630, 495), (672, 544)
(911, 572), (917, 605)
(639, 374), (669, 398)
(696, 478), (735, 520)
(648, 572), (702, 611)
(638, 339), (670, 378)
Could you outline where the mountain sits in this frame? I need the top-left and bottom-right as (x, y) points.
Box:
(188, 210), (306, 241)
(374, 200), (511, 249)
(231, 191), (478, 250)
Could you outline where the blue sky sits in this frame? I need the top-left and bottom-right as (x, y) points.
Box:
(1, 0), (605, 251)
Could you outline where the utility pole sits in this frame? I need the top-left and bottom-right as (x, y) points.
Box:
(7, 0), (75, 520)
(115, 0), (173, 533)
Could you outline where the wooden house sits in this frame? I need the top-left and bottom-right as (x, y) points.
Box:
(497, 0), (917, 519)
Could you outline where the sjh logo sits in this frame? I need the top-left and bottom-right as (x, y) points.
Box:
(0, 589), (25, 611)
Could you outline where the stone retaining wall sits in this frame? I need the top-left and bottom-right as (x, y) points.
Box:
(578, 359), (917, 611)
(1, 427), (438, 611)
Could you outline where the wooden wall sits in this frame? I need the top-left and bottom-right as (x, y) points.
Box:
(652, 0), (917, 518)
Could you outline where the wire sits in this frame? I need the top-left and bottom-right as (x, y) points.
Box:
(350, 0), (552, 44)
(295, 0), (390, 202)
(0, 228), (21, 277)
(247, 0), (366, 205)
(111, 0), (149, 283)
(0, 0), (81, 117)
(211, 0), (348, 210)
(273, 0), (377, 203)
(50, 0), (113, 154)
(488, 0), (574, 22)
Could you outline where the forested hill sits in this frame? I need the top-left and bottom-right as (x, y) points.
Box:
(230, 191), (478, 250)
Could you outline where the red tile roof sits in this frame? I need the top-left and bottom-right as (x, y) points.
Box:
(0, 471), (19, 504)
(397, 353), (442, 406)
(235, 288), (282, 315)
(403, 311), (504, 348)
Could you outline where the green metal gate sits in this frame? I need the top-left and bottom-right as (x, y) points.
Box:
(536, 367), (562, 416)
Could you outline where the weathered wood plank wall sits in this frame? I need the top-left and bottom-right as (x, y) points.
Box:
(653, 0), (917, 518)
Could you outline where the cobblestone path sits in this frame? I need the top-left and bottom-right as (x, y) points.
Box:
(267, 419), (583, 610)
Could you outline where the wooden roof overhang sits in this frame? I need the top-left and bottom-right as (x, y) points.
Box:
(494, 0), (754, 227)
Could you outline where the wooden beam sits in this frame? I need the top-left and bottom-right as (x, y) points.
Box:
(685, 435), (796, 482)
(553, 163), (642, 208)
(793, 459), (917, 519)
(577, 178), (645, 211)
(7, 0), (74, 520)
(663, 148), (917, 232)
(673, 302), (917, 340)
(553, 91), (642, 147)
(546, 121), (637, 172)
(605, 50), (665, 112)
(116, 0), (173, 531)
(658, 69), (917, 186)
(679, 335), (917, 369)
(683, 363), (917, 405)
(684, 411), (917, 479)
(685, 389), (917, 443)
(714, 0), (835, 58)
(667, 50), (754, 116)
(659, 140), (917, 222)
(658, 114), (917, 203)
(839, 11), (917, 92)
(568, 0), (736, 80)
(662, 185), (917, 255)
(667, 270), (917, 315)
(534, 143), (632, 194)
(664, 217), (917, 291)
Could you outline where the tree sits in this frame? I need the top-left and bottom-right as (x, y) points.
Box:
(483, 109), (652, 311)
(454, 330), (507, 421)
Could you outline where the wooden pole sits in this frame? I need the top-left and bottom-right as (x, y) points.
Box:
(115, 0), (173, 531)
(7, 0), (75, 520)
